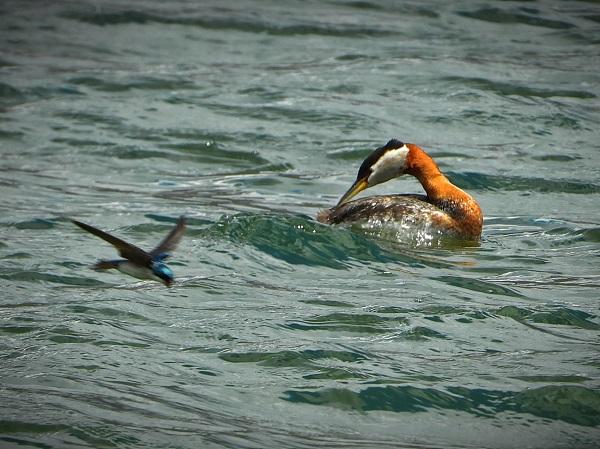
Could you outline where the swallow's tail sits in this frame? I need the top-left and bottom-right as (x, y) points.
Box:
(92, 260), (120, 271)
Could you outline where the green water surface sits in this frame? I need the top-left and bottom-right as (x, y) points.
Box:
(1, 1), (599, 448)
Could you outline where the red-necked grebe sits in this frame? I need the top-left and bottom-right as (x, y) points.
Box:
(317, 139), (483, 241)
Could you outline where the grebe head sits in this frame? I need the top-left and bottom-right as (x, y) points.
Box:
(337, 139), (410, 206)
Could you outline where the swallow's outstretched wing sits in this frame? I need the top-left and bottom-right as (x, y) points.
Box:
(72, 219), (152, 266)
(150, 216), (186, 258)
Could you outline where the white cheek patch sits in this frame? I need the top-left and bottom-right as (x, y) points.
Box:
(367, 145), (409, 186)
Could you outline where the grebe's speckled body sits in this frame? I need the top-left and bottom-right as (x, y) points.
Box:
(317, 139), (483, 241)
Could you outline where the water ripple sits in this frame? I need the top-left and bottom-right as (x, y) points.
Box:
(69, 75), (196, 92)
(284, 384), (600, 426)
(449, 171), (600, 194)
(63, 9), (396, 37)
(442, 76), (595, 99)
(204, 213), (417, 269)
(457, 7), (575, 30)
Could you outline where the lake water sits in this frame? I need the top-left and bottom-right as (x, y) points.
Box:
(1, 1), (599, 448)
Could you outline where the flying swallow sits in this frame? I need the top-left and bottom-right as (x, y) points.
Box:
(72, 216), (186, 287)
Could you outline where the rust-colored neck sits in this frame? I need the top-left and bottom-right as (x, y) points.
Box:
(405, 143), (483, 239)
